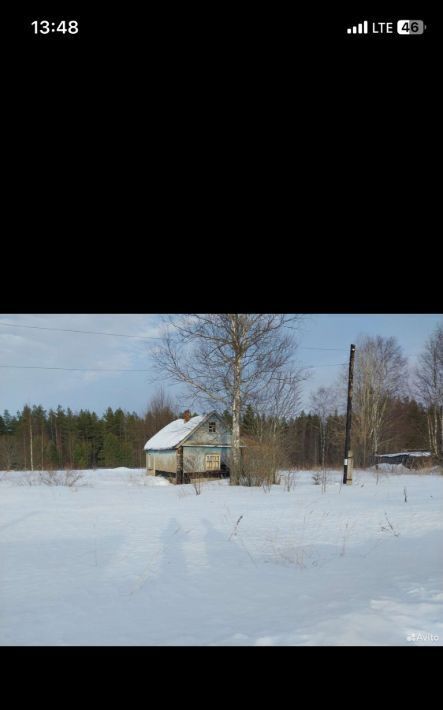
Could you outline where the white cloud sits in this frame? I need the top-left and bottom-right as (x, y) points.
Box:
(0, 314), (163, 414)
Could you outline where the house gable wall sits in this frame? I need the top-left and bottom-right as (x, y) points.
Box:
(184, 413), (231, 447)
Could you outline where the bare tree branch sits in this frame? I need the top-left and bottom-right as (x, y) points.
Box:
(150, 314), (305, 484)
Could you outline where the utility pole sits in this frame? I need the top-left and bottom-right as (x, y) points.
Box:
(343, 344), (356, 485)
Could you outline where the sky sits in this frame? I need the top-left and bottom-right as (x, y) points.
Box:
(0, 313), (441, 417)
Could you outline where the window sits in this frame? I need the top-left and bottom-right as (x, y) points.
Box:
(205, 454), (220, 470)
(209, 421), (216, 433)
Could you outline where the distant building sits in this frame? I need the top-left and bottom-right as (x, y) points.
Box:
(144, 410), (232, 483)
(374, 450), (432, 469)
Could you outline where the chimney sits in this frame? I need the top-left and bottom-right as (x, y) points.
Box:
(183, 410), (191, 423)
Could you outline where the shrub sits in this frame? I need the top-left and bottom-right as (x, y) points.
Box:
(39, 470), (84, 487)
(239, 443), (278, 488)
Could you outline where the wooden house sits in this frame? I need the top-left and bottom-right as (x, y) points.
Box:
(144, 410), (232, 483)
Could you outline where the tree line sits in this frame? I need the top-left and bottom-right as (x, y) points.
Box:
(0, 389), (176, 471)
(0, 394), (431, 472)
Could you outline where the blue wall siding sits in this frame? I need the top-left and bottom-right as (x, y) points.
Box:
(183, 446), (230, 472)
(146, 450), (176, 474)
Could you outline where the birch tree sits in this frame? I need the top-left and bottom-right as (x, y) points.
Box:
(353, 335), (407, 467)
(151, 314), (303, 484)
(310, 385), (336, 490)
(415, 322), (443, 460)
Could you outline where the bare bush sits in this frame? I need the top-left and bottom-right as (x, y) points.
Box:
(191, 473), (203, 495)
(228, 515), (244, 540)
(16, 473), (41, 486)
(312, 470), (324, 486)
(280, 470), (297, 491)
(184, 452), (204, 493)
(310, 466), (329, 491)
(39, 470), (84, 487)
(239, 443), (277, 488)
(380, 513), (400, 537)
(261, 478), (272, 493)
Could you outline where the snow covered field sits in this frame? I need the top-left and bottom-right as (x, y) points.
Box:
(1, 467), (442, 646)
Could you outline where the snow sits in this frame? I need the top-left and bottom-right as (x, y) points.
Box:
(1, 467), (442, 646)
(377, 451), (431, 458)
(144, 415), (205, 450)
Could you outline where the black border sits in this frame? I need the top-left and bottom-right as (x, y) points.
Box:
(2, 645), (439, 701)
(14, 2), (439, 313)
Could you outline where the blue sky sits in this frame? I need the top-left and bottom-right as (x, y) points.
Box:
(0, 313), (441, 416)
(296, 314), (442, 406)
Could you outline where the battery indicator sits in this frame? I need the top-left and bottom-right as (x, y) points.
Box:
(397, 20), (425, 34)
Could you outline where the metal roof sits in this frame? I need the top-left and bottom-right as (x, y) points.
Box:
(144, 412), (220, 451)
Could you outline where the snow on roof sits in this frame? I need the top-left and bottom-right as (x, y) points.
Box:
(144, 415), (206, 451)
(376, 451), (431, 458)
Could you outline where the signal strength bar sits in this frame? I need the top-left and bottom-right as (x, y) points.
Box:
(347, 21), (368, 34)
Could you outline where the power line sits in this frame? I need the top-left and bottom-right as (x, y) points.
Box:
(0, 321), (163, 340)
(0, 318), (425, 375)
(0, 362), (349, 373)
(0, 323), (343, 348)
(303, 363), (348, 368)
(0, 364), (152, 373)
(0, 322), (424, 357)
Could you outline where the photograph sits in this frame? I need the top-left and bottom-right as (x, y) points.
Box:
(0, 313), (442, 646)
